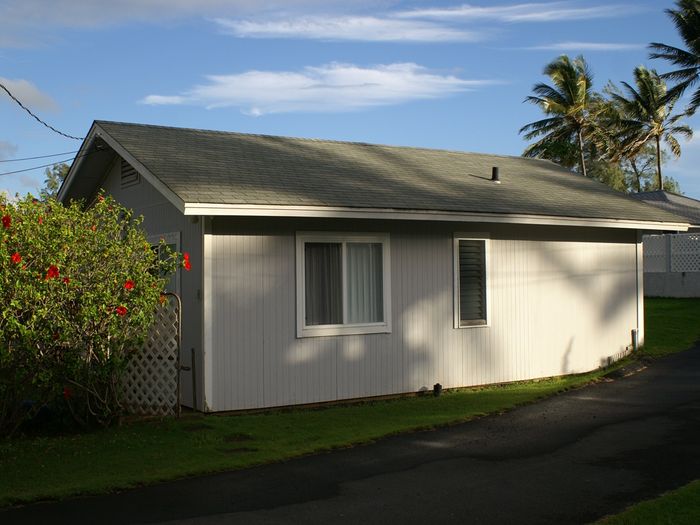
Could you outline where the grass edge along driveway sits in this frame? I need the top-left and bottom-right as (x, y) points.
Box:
(2, 297), (699, 507)
(598, 479), (700, 525)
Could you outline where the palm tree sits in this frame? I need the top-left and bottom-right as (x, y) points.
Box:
(608, 66), (692, 190)
(649, 0), (700, 114)
(520, 55), (594, 177)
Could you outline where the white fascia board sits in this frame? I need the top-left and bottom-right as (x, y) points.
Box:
(183, 203), (689, 232)
(91, 124), (186, 213)
(57, 124), (98, 202)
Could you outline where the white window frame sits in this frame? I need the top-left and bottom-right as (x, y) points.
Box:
(296, 232), (392, 338)
(148, 231), (181, 295)
(453, 233), (490, 329)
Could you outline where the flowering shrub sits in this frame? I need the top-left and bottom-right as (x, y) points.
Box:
(0, 193), (185, 434)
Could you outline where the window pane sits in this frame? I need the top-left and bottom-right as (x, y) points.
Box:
(305, 243), (342, 326)
(347, 243), (384, 324)
(459, 240), (486, 324)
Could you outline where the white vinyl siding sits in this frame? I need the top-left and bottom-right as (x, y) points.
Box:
(296, 233), (391, 337)
(204, 223), (642, 411)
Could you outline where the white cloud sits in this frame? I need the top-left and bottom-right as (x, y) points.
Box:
(144, 95), (188, 105)
(215, 15), (479, 42)
(0, 0), (366, 27)
(396, 2), (634, 23)
(0, 140), (18, 160)
(141, 62), (494, 115)
(0, 77), (58, 111)
(0, 0), (389, 46)
(524, 41), (643, 51)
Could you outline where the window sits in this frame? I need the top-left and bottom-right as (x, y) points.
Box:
(296, 233), (391, 337)
(148, 232), (180, 294)
(454, 235), (488, 328)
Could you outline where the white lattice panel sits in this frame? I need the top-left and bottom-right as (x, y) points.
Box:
(122, 295), (180, 416)
(643, 235), (667, 273)
(671, 234), (700, 272)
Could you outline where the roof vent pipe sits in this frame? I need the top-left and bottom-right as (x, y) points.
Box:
(491, 166), (501, 184)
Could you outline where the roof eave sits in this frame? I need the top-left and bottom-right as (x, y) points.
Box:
(59, 122), (186, 213)
(183, 203), (689, 231)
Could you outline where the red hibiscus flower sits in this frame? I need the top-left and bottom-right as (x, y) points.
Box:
(124, 279), (135, 291)
(63, 277), (70, 284)
(11, 252), (21, 264)
(63, 387), (73, 400)
(183, 252), (191, 271)
(45, 265), (60, 279)
(115, 305), (127, 316)
(2, 215), (10, 229)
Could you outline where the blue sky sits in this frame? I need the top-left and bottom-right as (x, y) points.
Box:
(2, 0), (700, 199)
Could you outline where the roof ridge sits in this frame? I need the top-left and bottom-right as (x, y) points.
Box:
(93, 120), (556, 166)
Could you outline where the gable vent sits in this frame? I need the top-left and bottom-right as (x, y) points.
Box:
(120, 159), (140, 189)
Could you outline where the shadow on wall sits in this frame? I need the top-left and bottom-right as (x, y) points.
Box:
(561, 338), (574, 374)
(207, 223), (638, 411)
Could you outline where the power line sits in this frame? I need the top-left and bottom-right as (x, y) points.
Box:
(0, 148), (101, 177)
(0, 150), (79, 163)
(0, 157), (75, 177)
(0, 81), (84, 141)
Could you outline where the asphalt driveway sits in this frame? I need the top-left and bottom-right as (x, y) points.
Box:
(4, 345), (700, 524)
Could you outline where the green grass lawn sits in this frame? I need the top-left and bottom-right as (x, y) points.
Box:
(642, 298), (700, 358)
(0, 372), (606, 506)
(1, 298), (698, 507)
(599, 480), (700, 524)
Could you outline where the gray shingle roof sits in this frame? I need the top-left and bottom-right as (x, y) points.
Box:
(628, 191), (700, 226)
(95, 121), (686, 225)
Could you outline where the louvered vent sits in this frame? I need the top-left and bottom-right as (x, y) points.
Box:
(458, 239), (486, 326)
(120, 159), (140, 189)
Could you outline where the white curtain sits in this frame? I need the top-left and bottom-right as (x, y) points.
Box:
(346, 243), (383, 323)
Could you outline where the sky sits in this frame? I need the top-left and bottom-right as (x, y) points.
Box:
(2, 0), (700, 200)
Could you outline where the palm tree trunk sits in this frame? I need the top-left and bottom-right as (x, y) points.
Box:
(630, 159), (642, 192)
(577, 129), (587, 177)
(655, 135), (663, 190)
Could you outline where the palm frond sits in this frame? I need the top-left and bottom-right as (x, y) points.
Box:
(665, 134), (682, 157)
(649, 43), (699, 67)
(668, 124), (693, 139)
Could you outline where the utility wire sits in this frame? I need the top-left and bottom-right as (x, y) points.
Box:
(0, 81), (84, 141)
(0, 148), (101, 177)
(0, 150), (79, 163)
(0, 157), (76, 177)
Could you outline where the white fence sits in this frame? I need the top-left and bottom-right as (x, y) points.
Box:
(644, 233), (700, 297)
(121, 294), (181, 416)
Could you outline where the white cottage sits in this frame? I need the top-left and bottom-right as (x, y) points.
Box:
(59, 121), (688, 412)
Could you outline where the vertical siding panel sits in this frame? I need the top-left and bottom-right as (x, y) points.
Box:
(205, 225), (639, 411)
(230, 234), (237, 408)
